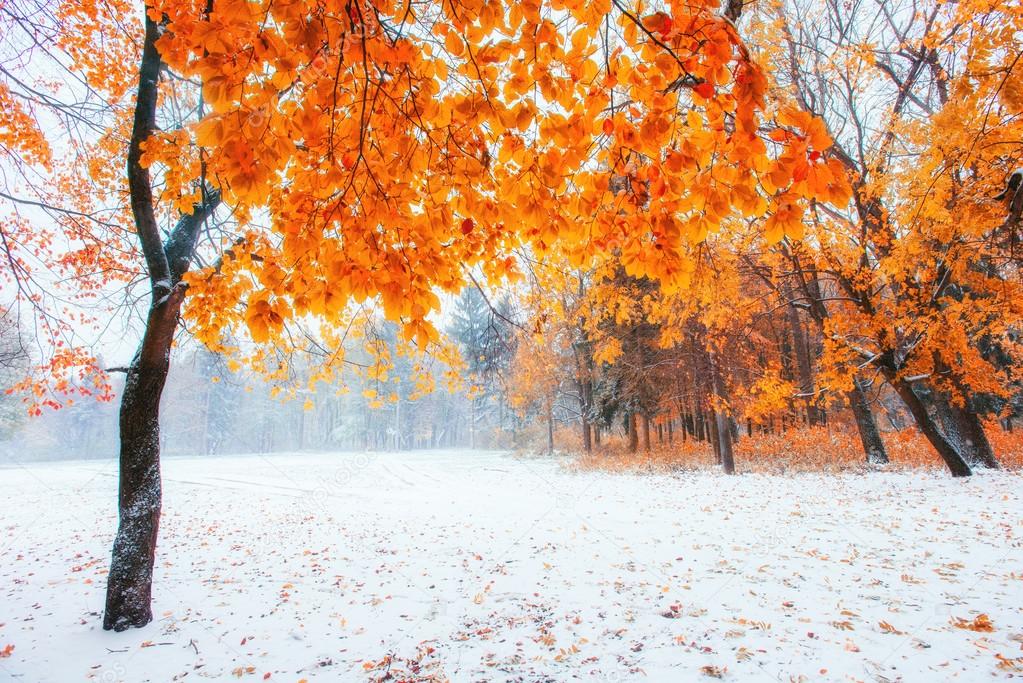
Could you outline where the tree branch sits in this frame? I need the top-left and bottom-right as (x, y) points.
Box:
(128, 14), (172, 297)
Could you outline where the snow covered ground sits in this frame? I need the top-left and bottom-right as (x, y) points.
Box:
(1, 450), (1021, 682)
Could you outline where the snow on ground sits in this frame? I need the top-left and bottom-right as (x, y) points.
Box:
(1, 450), (1021, 682)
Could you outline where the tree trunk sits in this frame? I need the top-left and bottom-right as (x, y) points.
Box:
(956, 405), (998, 469)
(891, 378), (972, 477)
(642, 413), (651, 452)
(846, 375), (889, 465)
(710, 354), (735, 474)
(103, 287), (183, 631)
(581, 413), (592, 453)
(709, 408), (721, 464)
(713, 409), (735, 474)
(785, 295), (821, 426)
(579, 376), (592, 453)
(930, 352), (999, 468)
(627, 412), (638, 453)
(938, 397), (999, 469)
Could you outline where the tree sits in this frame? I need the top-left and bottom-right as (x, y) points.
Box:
(449, 284), (516, 446)
(0, 309), (30, 439)
(760, 0), (1023, 475)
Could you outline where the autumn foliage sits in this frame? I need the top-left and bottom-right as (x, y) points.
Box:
(479, 0), (1023, 476)
(2, 2), (1022, 465)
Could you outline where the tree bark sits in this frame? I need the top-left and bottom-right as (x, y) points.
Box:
(710, 353), (735, 474)
(784, 292), (822, 426)
(579, 375), (592, 453)
(846, 375), (889, 465)
(951, 404), (998, 469)
(891, 378), (972, 477)
(642, 413), (651, 452)
(709, 408), (721, 464)
(103, 287), (183, 631)
(627, 412), (638, 453)
(714, 408), (735, 473)
(929, 352), (999, 468)
(931, 394), (999, 469)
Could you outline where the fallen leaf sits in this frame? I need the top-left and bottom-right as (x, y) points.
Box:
(951, 614), (994, 632)
(879, 621), (905, 635)
(996, 653), (1023, 671)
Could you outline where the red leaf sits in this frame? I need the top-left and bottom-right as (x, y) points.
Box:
(694, 82), (715, 99)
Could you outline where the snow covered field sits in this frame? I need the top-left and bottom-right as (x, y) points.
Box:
(1, 450), (1021, 682)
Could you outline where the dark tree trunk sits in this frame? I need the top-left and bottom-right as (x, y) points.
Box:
(716, 414), (735, 472)
(627, 412), (638, 453)
(891, 379), (972, 477)
(710, 354), (735, 474)
(709, 408), (721, 464)
(642, 413), (651, 452)
(930, 352), (999, 468)
(956, 406), (998, 469)
(847, 375), (889, 465)
(936, 396), (999, 469)
(713, 409), (735, 473)
(579, 375), (592, 453)
(103, 288), (184, 631)
(581, 413), (592, 453)
(785, 295), (821, 426)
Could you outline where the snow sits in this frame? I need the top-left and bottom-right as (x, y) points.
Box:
(1, 450), (1021, 682)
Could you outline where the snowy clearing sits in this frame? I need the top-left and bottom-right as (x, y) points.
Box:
(1, 450), (1022, 682)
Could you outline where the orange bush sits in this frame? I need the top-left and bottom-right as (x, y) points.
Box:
(566, 424), (1023, 474)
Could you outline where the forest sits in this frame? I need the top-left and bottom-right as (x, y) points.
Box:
(1, 0), (1022, 680)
